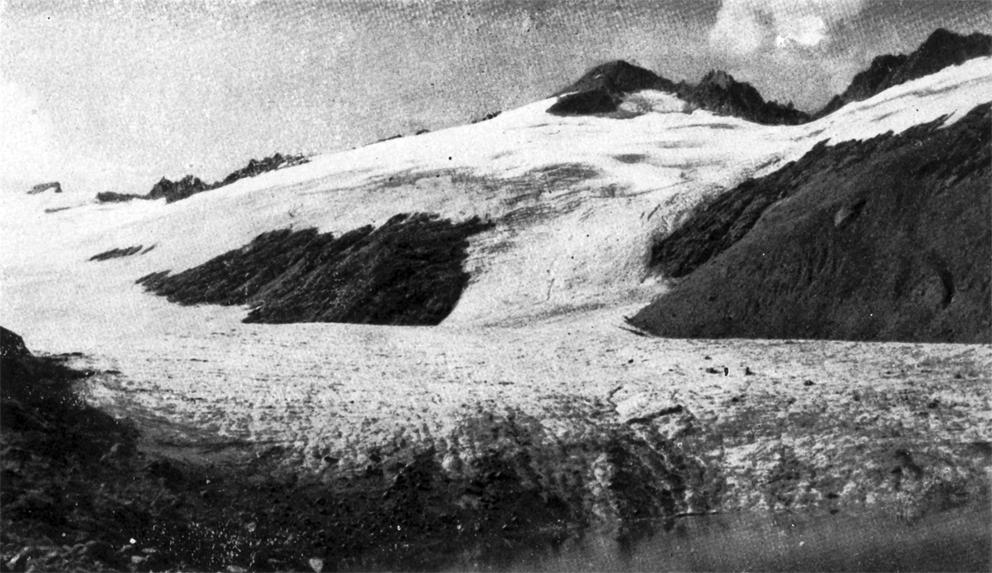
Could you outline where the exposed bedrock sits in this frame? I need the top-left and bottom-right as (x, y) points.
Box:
(89, 245), (149, 261)
(548, 87), (623, 115)
(548, 60), (808, 124)
(633, 102), (991, 343)
(551, 29), (990, 124)
(95, 153), (310, 204)
(26, 181), (62, 195)
(818, 28), (992, 117)
(137, 213), (493, 325)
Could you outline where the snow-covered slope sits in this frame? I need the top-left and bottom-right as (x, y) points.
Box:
(3, 56), (990, 342)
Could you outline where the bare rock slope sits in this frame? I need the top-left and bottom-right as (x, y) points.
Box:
(818, 28), (992, 116)
(549, 60), (808, 124)
(632, 102), (991, 342)
(137, 213), (492, 325)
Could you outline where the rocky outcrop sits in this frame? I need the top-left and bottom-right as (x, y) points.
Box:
(94, 191), (145, 203)
(548, 87), (623, 115)
(26, 182), (61, 195)
(146, 175), (210, 203)
(678, 70), (809, 125)
(88, 245), (146, 261)
(216, 152), (308, 188)
(549, 60), (677, 116)
(137, 213), (493, 325)
(549, 60), (807, 124)
(95, 152), (310, 204)
(632, 102), (991, 342)
(470, 110), (502, 124)
(818, 29), (991, 116)
(818, 54), (908, 116)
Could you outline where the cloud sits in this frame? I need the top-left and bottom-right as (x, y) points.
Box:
(709, 0), (869, 56)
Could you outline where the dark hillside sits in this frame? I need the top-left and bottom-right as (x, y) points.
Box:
(550, 61), (808, 124)
(677, 71), (809, 125)
(138, 213), (492, 325)
(818, 55), (909, 116)
(631, 102), (991, 343)
(819, 29), (991, 116)
(548, 88), (622, 115)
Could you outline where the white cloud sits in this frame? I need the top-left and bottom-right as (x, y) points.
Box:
(775, 14), (829, 49)
(709, 0), (868, 56)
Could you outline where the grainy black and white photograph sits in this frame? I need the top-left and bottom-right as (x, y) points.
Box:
(1, 0), (990, 571)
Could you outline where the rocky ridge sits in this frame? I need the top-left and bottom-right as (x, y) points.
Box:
(551, 29), (990, 124)
(96, 152), (309, 204)
(549, 60), (808, 124)
(632, 102), (991, 342)
(818, 28), (992, 116)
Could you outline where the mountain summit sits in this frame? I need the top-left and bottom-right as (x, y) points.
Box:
(548, 60), (676, 115)
(555, 60), (676, 96)
(678, 70), (809, 125)
(550, 61), (808, 124)
(818, 28), (991, 116)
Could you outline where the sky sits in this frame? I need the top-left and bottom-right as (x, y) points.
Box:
(1, 0), (989, 195)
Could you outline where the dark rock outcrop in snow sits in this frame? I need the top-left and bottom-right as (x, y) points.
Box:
(216, 152), (309, 188)
(470, 110), (502, 124)
(96, 152), (309, 204)
(549, 60), (807, 124)
(632, 102), (991, 343)
(818, 54), (909, 117)
(89, 245), (145, 261)
(549, 60), (676, 116)
(137, 213), (493, 325)
(26, 182), (62, 195)
(678, 70), (809, 125)
(147, 175), (210, 203)
(818, 29), (991, 117)
(548, 87), (623, 115)
(95, 191), (145, 203)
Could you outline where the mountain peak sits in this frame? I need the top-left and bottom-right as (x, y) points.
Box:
(681, 69), (808, 125)
(555, 59), (676, 96)
(699, 70), (736, 90)
(818, 28), (991, 117)
(549, 60), (678, 116)
(550, 62), (807, 124)
(920, 27), (969, 50)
